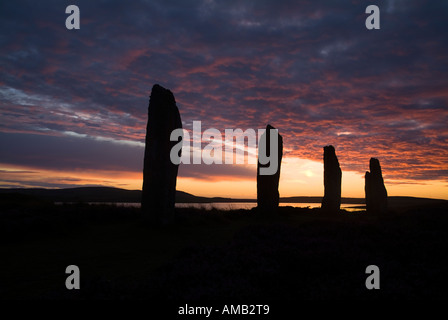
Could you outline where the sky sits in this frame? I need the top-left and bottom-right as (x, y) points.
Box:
(0, 0), (447, 199)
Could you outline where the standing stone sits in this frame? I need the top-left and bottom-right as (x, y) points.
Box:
(321, 145), (342, 212)
(257, 124), (283, 212)
(365, 158), (388, 215)
(142, 84), (182, 224)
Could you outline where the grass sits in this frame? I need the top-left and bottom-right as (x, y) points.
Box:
(0, 194), (447, 300)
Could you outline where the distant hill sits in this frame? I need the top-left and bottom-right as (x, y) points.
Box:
(0, 187), (447, 209)
(0, 187), (253, 203)
(0, 187), (142, 203)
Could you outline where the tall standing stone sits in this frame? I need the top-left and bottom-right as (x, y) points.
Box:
(365, 158), (388, 215)
(257, 124), (283, 212)
(321, 145), (342, 212)
(142, 84), (182, 224)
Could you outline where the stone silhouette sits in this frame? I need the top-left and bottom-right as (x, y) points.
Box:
(321, 145), (342, 211)
(257, 124), (283, 212)
(365, 158), (388, 215)
(142, 84), (182, 224)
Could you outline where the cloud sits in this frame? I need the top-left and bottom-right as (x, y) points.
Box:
(0, 132), (144, 172)
(0, 0), (447, 190)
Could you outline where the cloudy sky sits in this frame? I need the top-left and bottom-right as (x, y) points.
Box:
(1, 0), (447, 199)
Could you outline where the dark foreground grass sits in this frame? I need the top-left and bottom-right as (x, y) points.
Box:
(0, 194), (447, 300)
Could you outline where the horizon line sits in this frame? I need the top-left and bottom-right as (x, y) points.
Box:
(1, 185), (447, 201)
